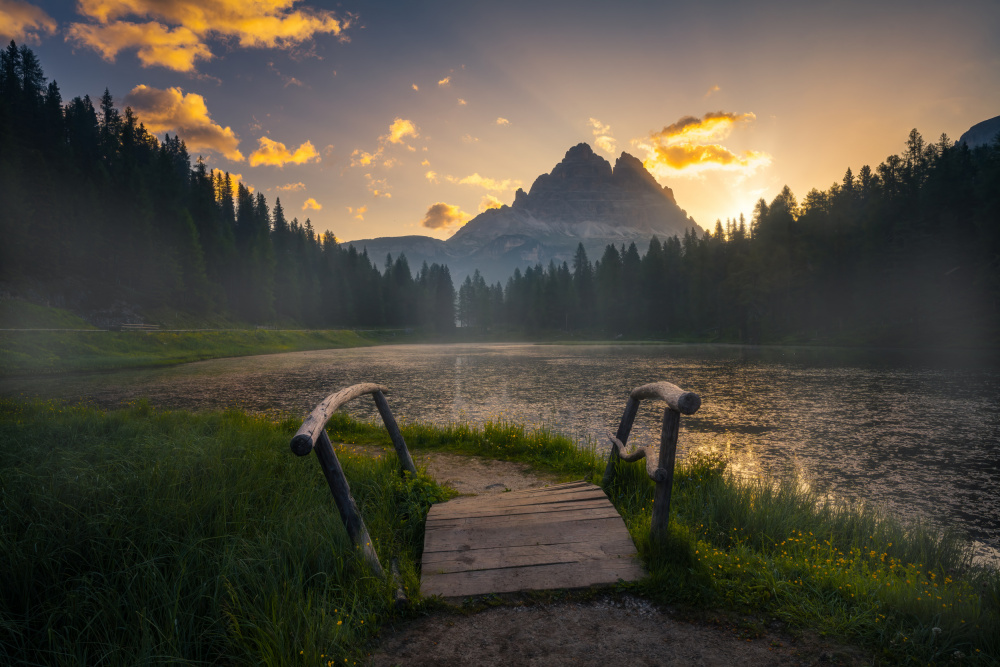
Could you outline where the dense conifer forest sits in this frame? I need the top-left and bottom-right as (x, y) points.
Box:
(2, 42), (998, 344)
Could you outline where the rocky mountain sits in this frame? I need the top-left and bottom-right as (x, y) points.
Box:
(347, 143), (698, 283)
(959, 115), (1000, 149)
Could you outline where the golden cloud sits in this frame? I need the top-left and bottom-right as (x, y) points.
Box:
(705, 85), (720, 98)
(276, 181), (305, 192)
(387, 117), (418, 144)
(68, 0), (353, 71)
(457, 98), (466, 106)
(446, 172), (521, 192)
(637, 111), (770, 175)
(365, 173), (391, 198)
(349, 118), (418, 169)
(211, 168), (253, 193)
(421, 202), (469, 230)
(655, 111), (756, 146)
(125, 85), (243, 160)
(412, 83), (418, 91)
(0, 0), (57, 43)
(588, 117), (616, 155)
(67, 21), (210, 72)
(438, 75), (450, 86)
(347, 204), (367, 220)
(425, 170), (439, 184)
(249, 136), (320, 167)
(496, 117), (510, 127)
(479, 194), (503, 212)
(302, 197), (321, 211)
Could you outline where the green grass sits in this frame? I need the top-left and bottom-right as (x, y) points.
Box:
(0, 399), (450, 666)
(0, 329), (377, 376)
(603, 453), (1000, 665)
(0, 301), (96, 330)
(2, 402), (997, 665)
(330, 413), (1000, 664)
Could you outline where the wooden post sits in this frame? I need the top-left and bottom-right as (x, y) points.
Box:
(314, 429), (385, 578)
(372, 390), (417, 476)
(602, 396), (640, 487)
(650, 407), (680, 541)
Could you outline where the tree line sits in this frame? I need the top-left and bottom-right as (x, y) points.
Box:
(2, 42), (998, 344)
(459, 130), (999, 345)
(0, 42), (456, 332)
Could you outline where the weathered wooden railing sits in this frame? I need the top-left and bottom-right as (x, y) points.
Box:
(602, 381), (701, 540)
(290, 383), (417, 579)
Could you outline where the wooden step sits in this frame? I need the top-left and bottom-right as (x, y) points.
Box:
(420, 482), (643, 599)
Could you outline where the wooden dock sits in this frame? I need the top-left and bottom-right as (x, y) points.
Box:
(420, 481), (644, 599)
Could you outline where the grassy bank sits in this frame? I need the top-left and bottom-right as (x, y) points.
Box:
(2, 402), (998, 664)
(0, 329), (377, 375)
(0, 399), (452, 665)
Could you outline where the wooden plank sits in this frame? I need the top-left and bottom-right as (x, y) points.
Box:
(420, 481), (643, 598)
(426, 506), (621, 530)
(423, 516), (627, 552)
(435, 488), (607, 512)
(421, 558), (644, 598)
(421, 537), (638, 571)
(426, 497), (611, 521)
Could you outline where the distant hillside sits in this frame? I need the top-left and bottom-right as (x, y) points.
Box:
(959, 115), (1000, 148)
(347, 143), (697, 283)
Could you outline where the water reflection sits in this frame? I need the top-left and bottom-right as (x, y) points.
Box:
(2, 343), (998, 552)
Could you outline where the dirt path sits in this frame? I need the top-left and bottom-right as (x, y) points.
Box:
(344, 445), (871, 666)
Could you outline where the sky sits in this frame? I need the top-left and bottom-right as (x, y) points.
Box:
(3, 0), (999, 243)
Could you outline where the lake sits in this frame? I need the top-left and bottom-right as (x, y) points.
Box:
(3, 343), (998, 554)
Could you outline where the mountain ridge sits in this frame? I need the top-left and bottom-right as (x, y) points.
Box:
(347, 143), (698, 282)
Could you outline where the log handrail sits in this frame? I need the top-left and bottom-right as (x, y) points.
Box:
(290, 383), (418, 579)
(602, 381), (701, 541)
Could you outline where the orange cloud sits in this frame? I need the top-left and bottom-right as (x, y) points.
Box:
(425, 170), (439, 184)
(637, 111), (771, 175)
(249, 137), (319, 167)
(365, 173), (391, 198)
(0, 0), (57, 42)
(302, 197), (321, 211)
(421, 202), (469, 230)
(496, 117), (510, 126)
(276, 181), (305, 192)
(588, 117), (616, 155)
(438, 75), (450, 86)
(446, 172), (521, 192)
(479, 194), (503, 212)
(350, 118), (418, 168)
(387, 117), (418, 144)
(125, 85), (243, 160)
(67, 21), (210, 72)
(457, 98), (466, 106)
(68, 0), (353, 71)
(412, 83), (418, 91)
(347, 204), (367, 220)
(211, 168), (253, 193)
(705, 85), (721, 98)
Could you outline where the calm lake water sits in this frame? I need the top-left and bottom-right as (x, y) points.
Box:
(3, 343), (998, 553)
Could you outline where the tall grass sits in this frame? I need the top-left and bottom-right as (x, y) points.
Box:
(0, 399), (447, 665)
(604, 453), (1000, 664)
(3, 401), (997, 664)
(0, 329), (376, 376)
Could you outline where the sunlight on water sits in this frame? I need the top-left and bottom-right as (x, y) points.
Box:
(3, 343), (998, 551)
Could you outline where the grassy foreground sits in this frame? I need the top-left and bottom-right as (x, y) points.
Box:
(0, 329), (376, 376)
(2, 401), (998, 665)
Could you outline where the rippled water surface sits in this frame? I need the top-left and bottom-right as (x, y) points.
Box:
(3, 343), (998, 550)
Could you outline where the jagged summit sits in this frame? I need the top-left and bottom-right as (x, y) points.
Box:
(348, 142), (698, 283)
(449, 143), (694, 250)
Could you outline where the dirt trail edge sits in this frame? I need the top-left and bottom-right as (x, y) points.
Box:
(344, 445), (871, 666)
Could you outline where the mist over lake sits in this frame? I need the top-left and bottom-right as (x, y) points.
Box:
(4, 342), (997, 553)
